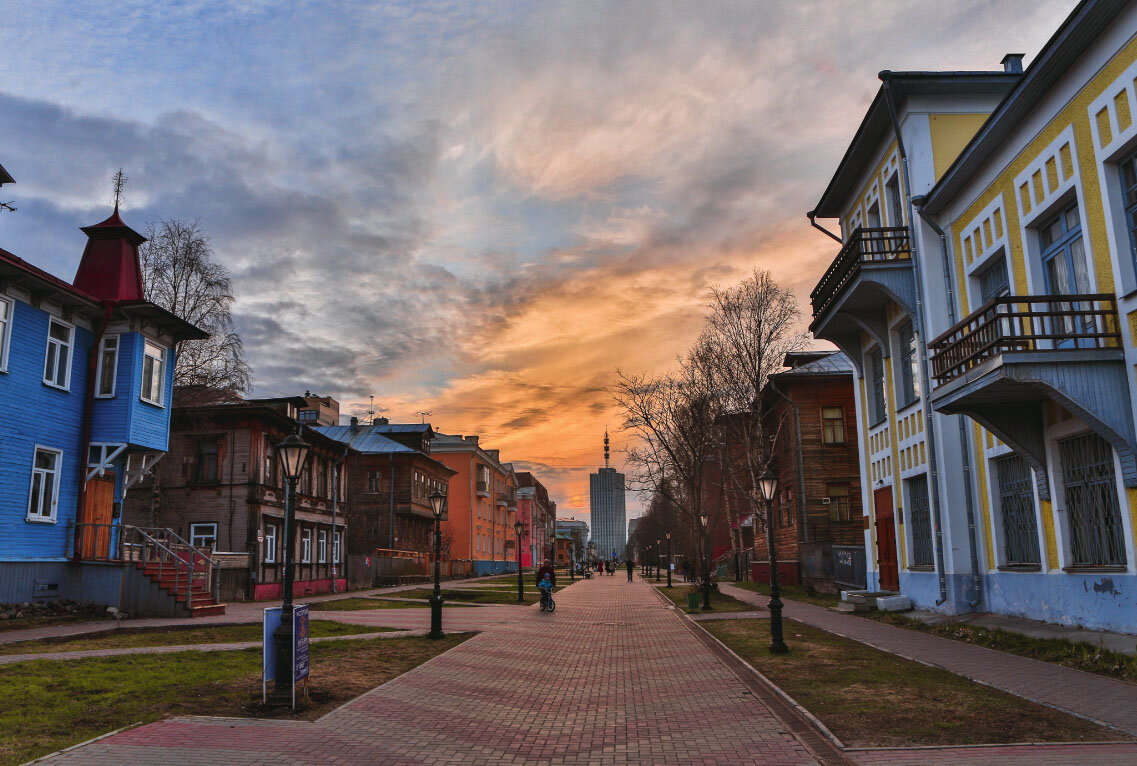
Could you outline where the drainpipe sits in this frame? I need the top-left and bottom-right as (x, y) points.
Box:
(880, 75), (951, 606)
(808, 210), (844, 244)
(330, 444), (348, 592)
(73, 301), (114, 562)
(912, 195), (983, 608)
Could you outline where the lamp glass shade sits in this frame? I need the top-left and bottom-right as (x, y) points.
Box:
(277, 433), (310, 481)
(514, 520), (523, 535)
(758, 469), (779, 502)
(698, 512), (709, 527)
(665, 531), (671, 540)
(428, 490), (446, 518)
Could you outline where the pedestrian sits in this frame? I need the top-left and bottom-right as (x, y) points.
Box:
(625, 558), (634, 582)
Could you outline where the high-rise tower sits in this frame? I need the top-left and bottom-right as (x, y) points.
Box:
(590, 432), (626, 560)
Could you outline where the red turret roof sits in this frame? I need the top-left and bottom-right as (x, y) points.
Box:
(72, 205), (146, 303)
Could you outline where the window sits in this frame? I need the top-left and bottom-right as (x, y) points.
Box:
(27, 447), (61, 521)
(1118, 148), (1137, 268)
(43, 318), (73, 389)
(195, 439), (219, 483)
(868, 348), (887, 426)
(0, 296), (12, 371)
(897, 321), (920, 406)
(906, 474), (934, 567)
(318, 529), (327, 563)
(821, 406), (845, 444)
(1039, 203), (1093, 344)
(1060, 432), (1125, 566)
(317, 461), (328, 497)
(827, 484), (851, 522)
(976, 257), (1010, 303)
(263, 439), (275, 486)
(994, 454), (1040, 566)
(264, 524), (277, 563)
(95, 335), (119, 397)
(301, 529), (312, 563)
(297, 409), (317, 423)
(190, 522), (218, 550)
(885, 175), (904, 227)
(367, 470), (382, 493)
(333, 531), (341, 563)
(141, 340), (165, 405)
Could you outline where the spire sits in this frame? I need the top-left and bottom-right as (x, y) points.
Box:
(72, 171), (146, 303)
(604, 430), (610, 469)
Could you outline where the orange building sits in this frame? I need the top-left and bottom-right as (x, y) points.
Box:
(430, 433), (518, 575)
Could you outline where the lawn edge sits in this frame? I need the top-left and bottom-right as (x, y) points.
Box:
(641, 580), (852, 765)
(22, 720), (148, 764)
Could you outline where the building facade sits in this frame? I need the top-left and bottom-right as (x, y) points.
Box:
(431, 433), (519, 575)
(809, 0), (1137, 632)
(0, 196), (207, 608)
(516, 471), (556, 567)
(589, 469), (626, 561)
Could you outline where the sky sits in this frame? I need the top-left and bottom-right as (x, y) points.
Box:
(0, 0), (1076, 525)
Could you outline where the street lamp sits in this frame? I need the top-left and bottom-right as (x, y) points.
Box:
(665, 531), (672, 588)
(655, 539), (661, 582)
(271, 432), (309, 703)
(698, 511), (711, 611)
(758, 469), (787, 654)
(515, 520), (524, 602)
(428, 490), (447, 638)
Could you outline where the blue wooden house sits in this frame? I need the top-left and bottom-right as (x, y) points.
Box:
(0, 181), (212, 614)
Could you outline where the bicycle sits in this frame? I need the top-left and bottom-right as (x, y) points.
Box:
(539, 588), (556, 612)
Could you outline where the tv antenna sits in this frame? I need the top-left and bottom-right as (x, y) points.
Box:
(416, 410), (432, 424)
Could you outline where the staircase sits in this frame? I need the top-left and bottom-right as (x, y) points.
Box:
(135, 559), (226, 616)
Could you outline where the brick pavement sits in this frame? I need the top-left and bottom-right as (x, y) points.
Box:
(718, 582), (1137, 736)
(37, 574), (822, 765)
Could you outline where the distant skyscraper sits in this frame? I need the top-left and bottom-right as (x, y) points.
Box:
(590, 431), (626, 559)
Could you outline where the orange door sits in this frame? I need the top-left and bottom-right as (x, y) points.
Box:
(873, 488), (899, 591)
(80, 474), (116, 560)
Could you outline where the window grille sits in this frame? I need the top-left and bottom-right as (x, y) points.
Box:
(869, 348), (886, 426)
(906, 474), (934, 566)
(994, 454), (1040, 565)
(1059, 432), (1125, 567)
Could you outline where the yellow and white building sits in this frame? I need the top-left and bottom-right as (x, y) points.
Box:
(809, 0), (1137, 632)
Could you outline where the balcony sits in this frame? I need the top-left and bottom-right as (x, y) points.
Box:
(928, 294), (1136, 496)
(809, 227), (916, 373)
(476, 480), (489, 497)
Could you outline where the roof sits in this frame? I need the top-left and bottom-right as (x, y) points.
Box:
(811, 72), (1019, 219)
(371, 423), (432, 433)
(0, 162), (14, 185)
(920, 0), (1125, 215)
(174, 402), (352, 452)
(0, 246), (99, 310)
(315, 424), (457, 473)
(772, 350), (854, 378)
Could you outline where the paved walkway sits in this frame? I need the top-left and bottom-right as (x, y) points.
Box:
(719, 583), (1137, 736)
(39, 575), (823, 765)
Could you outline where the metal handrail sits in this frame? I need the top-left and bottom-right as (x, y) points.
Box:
(810, 226), (911, 317)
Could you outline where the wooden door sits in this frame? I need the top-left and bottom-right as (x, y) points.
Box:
(80, 474), (116, 560)
(873, 488), (899, 591)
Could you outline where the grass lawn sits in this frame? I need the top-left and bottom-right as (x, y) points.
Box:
(702, 618), (1127, 747)
(654, 585), (754, 613)
(312, 597), (435, 611)
(0, 620), (385, 655)
(0, 613), (107, 633)
(0, 632), (471, 766)
(868, 611), (1137, 683)
(730, 581), (841, 608)
(395, 588), (550, 605)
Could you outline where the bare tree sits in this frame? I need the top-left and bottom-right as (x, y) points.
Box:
(140, 219), (252, 394)
(699, 269), (806, 545)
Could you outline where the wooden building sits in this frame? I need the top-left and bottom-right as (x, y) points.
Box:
(123, 395), (351, 601)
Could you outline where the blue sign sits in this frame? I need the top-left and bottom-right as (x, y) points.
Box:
(262, 606), (282, 702)
(293, 605), (310, 683)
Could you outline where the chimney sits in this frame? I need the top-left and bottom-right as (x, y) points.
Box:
(1001, 53), (1025, 74)
(464, 435), (479, 445)
(350, 416), (359, 431)
(373, 417), (389, 425)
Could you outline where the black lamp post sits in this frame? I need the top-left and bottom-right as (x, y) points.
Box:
(699, 511), (712, 610)
(271, 432), (309, 703)
(665, 531), (672, 588)
(515, 520), (524, 602)
(428, 490), (447, 638)
(655, 539), (661, 582)
(759, 469), (788, 654)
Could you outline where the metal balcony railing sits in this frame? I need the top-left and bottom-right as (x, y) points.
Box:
(810, 227), (911, 318)
(929, 294), (1122, 385)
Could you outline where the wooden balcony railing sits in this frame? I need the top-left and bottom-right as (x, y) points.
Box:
(810, 227), (911, 318)
(929, 294), (1122, 385)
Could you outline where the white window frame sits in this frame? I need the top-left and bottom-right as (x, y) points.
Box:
(27, 445), (62, 523)
(190, 522), (218, 550)
(301, 528), (312, 563)
(264, 523), (278, 563)
(95, 334), (119, 398)
(333, 530), (341, 563)
(0, 295), (13, 372)
(43, 317), (74, 391)
(318, 529), (327, 563)
(140, 339), (166, 406)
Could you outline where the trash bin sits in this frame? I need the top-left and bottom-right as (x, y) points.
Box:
(686, 592), (701, 611)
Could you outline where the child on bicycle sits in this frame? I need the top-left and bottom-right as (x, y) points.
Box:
(538, 572), (554, 607)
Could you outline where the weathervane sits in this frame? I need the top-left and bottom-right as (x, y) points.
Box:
(111, 168), (127, 210)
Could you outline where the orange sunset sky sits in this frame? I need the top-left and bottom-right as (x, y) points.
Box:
(0, 1), (1077, 525)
